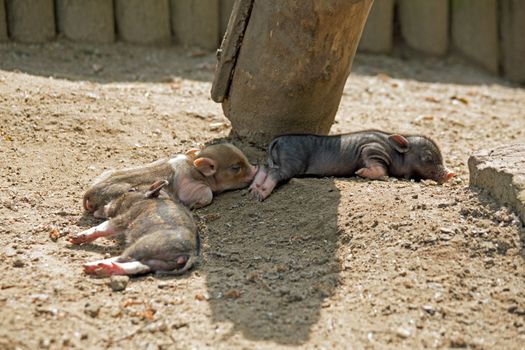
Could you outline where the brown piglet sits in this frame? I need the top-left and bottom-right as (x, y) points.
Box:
(83, 143), (257, 216)
(70, 180), (199, 276)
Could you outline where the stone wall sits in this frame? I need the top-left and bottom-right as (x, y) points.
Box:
(0, 0), (523, 82)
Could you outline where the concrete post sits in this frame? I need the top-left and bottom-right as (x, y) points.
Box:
(451, 0), (499, 74)
(56, 0), (115, 44)
(170, 0), (220, 50)
(358, 0), (394, 54)
(0, 0), (7, 42)
(6, 0), (55, 43)
(500, 0), (525, 83)
(212, 0), (373, 144)
(399, 0), (449, 56)
(220, 0), (235, 38)
(115, 0), (171, 45)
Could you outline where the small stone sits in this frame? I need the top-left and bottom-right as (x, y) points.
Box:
(422, 304), (435, 315)
(439, 227), (454, 234)
(108, 276), (129, 292)
(110, 307), (122, 318)
(13, 257), (25, 268)
(396, 327), (411, 338)
(84, 303), (101, 318)
(157, 281), (170, 289)
(39, 338), (51, 349)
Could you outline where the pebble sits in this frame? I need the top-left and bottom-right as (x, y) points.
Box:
(84, 303), (101, 318)
(13, 257), (25, 268)
(439, 227), (454, 234)
(422, 304), (435, 315)
(110, 306), (122, 318)
(157, 281), (170, 289)
(396, 327), (411, 338)
(108, 276), (129, 292)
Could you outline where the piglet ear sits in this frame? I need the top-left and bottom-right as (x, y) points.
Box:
(185, 148), (200, 160)
(194, 157), (217, 177)
(145, 180), (169, 198)
(388, 134), (410, 153)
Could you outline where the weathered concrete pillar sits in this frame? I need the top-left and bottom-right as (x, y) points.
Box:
(220, 0), (235, 38)
(399, 0), (448, 56)
(212, 0), (373, 144)
(500, 0), (525, 83)
(56, 0), (115, 44)
(115, 0), (171, 45)
(170, 0), (220, 50)
(358, 0), (394, 54)
(6, 0), (55, 43)
(0, 0), (7, 41)
(451, 0), (499, 74)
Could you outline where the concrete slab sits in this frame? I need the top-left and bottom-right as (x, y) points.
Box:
(451, 0), (499, 74)
(171, 0), (220, 50)
(115, 0), (171, 45)
(358, 0), (394, 54)
(500, 0), (525, 83)
(6, 0), (55, 43)
(469, 144), (525, 225)
(56, 0), (115, 44)
(0, 0), (7, 41)
(398, 0), (448, 56)
(220, 0), (235, 38)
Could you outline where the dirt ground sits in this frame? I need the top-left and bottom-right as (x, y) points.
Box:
(0, 41), (524, 350)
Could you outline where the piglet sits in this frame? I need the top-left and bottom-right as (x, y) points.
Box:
(250, 130), (454, 200)
(70, 180), (199, 276)
(83, 143), (257, 216)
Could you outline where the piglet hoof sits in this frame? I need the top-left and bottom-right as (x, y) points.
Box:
(355, 166), (388, 181)
(69, 234), (92, 245)
(83, 262), (125, 277)
(250, 187), (270, 202)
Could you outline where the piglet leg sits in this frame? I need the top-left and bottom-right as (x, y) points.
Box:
(83, 257), (151, 276)
(69, 220), (116, 245)
(356, 144), (390, 181)
(250, 166), (278, 201)
(249, 165), (268, 191)
(355, 165), (388, 181)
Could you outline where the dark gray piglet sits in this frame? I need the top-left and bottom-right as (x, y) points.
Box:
(250, 130), (454, 200)
(70, 180), (199, 277)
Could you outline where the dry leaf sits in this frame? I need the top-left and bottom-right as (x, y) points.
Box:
(450, 96), (468, 105)
(203, 213), (220, 222)
(122, 298), (142, 308)
(194, 293), (206, 301)
(224, 289), (241, 299)
(49, 228), (60, 242)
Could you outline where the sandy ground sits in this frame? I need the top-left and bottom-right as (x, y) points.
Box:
(0, 41), (524, 350)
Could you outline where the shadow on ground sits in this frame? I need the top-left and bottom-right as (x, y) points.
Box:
(0, 40), (216, 83)
(198, 176), (343, 344)
(0, 40), (515, 87)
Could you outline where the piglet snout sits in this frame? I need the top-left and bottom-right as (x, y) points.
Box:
(436, 169), (454, 184)
(84, 198), (94, 212)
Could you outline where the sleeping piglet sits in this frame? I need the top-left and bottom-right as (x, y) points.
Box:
(250, 130), (454, 200)
(83, 143), (257, 216)
(69, 180), (199, 276)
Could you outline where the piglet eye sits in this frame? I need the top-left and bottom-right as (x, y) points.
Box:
(422, 154), (433, 163)
(230, 164), (241, 173)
